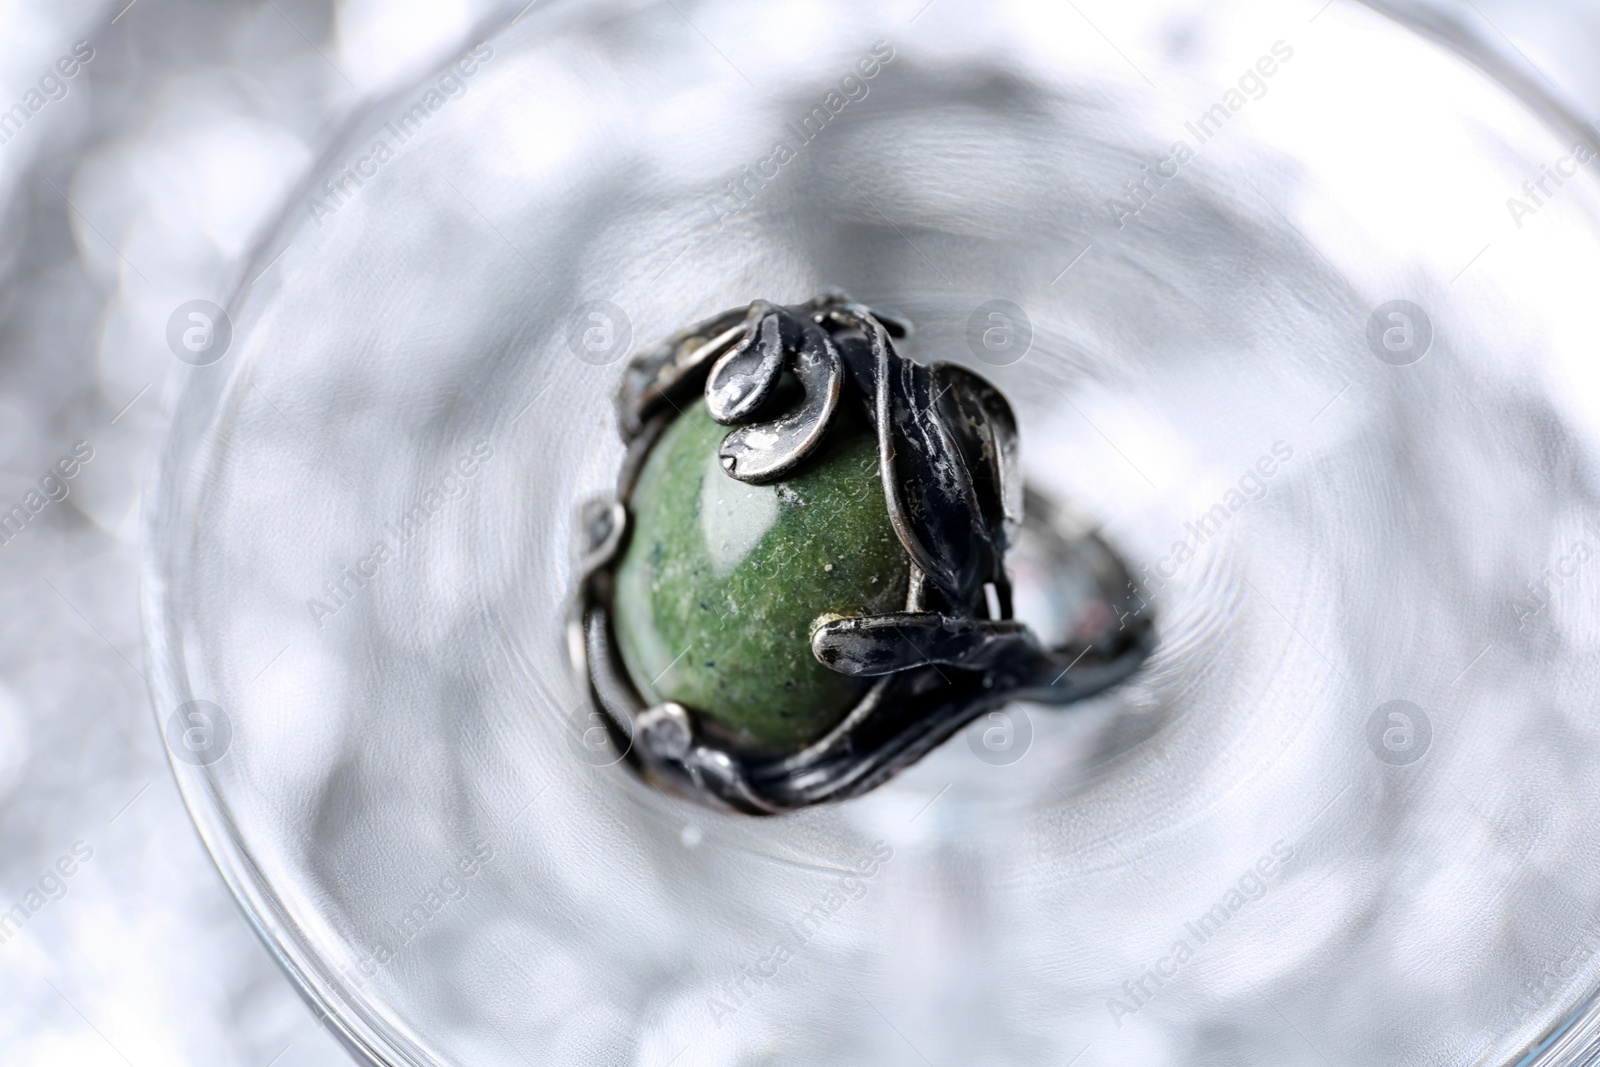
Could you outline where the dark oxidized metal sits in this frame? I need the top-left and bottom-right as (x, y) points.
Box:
(571, 291), (1154, 813)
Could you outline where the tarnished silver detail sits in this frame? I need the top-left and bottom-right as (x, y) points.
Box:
(635, 703), (693, 761)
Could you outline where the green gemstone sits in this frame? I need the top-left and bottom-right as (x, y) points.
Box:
(612, 396), (911, 753)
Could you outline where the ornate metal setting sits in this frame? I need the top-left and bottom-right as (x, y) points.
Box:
(571, 291), (1153, 813)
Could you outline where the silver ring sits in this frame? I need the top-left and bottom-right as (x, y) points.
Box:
(571, 292), (1153, 813)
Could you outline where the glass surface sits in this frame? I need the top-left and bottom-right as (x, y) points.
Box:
(145, 0), (1600, 1063)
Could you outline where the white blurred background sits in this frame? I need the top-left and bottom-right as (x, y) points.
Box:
(0, 0), (1596, 1064)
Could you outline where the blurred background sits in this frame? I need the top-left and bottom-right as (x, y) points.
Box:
(1, 0), (1598, 1064)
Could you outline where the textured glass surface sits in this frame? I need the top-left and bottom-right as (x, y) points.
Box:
(145, 1), (1600, 1063)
